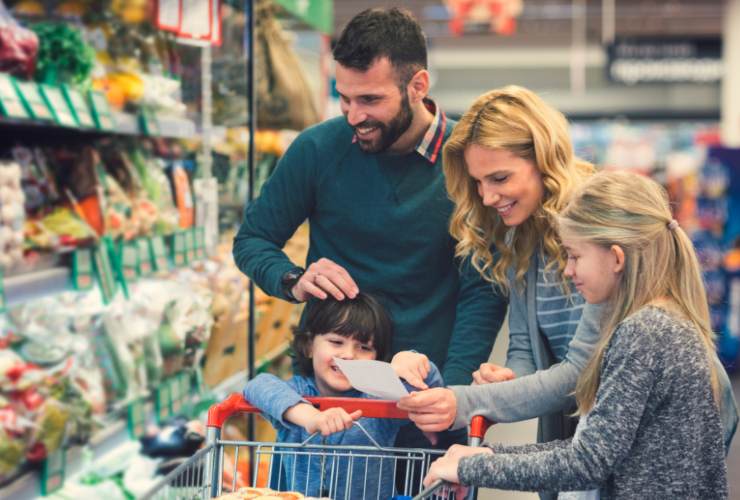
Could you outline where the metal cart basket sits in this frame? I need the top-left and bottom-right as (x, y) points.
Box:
(141, 393), (490, 500)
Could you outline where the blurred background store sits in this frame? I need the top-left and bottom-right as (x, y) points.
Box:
(0, 0), (738, 498)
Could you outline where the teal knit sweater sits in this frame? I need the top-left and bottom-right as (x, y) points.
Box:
(232, 116), (506, 385)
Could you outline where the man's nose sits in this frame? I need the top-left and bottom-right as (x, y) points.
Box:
(345, 103), (367, 127)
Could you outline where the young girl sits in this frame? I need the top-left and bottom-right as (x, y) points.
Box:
(422, 171), (729, 498)
(243, 293), (443, 499)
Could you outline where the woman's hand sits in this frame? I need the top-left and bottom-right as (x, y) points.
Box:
(306, 407), (362, 436)
(422, 444), (493, 497)
(472, 362), (516, 385)
(391, 351), (431, 389)
(397, 387), (457, 432)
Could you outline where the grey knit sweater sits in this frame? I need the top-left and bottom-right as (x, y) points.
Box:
(459, 306), (728, 499)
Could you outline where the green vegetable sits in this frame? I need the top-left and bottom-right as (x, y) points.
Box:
(31, 23), (95, 86)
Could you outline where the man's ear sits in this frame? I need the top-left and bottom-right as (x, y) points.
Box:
(610, 244), (625, 273)
(407, 69), (429, 104)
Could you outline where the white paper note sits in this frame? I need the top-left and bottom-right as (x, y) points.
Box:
(333, 358), (409, 401)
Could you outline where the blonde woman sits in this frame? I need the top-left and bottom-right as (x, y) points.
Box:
(422, 171), (731, 498)
(399, 86), (602, 457)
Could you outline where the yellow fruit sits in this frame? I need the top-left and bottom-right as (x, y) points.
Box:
(55, 0), (86, 17)
(12, 0), (45, 16)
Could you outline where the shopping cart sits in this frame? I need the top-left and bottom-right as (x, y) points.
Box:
(141, 392), (491, 500)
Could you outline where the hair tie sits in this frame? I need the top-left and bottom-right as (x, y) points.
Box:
(667, 219), (679, 231)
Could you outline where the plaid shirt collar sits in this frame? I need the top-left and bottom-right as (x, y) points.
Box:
(351, 98), (447, 165)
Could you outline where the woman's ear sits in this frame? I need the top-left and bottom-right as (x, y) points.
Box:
(610, 244), (625, 273)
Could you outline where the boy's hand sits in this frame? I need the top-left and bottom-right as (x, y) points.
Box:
(391, 351), (430, 390)
(306, 408), (362, 436)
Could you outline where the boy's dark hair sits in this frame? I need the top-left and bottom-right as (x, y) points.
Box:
(332, 7), (427, 88)
(292, 293), (394, 377)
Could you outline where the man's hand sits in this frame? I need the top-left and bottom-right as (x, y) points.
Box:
(391, 351), (430, 390)
(397, 387), (457, 432)
(306, 407), (362, 436)
(292, 258), (359, 302)
(422, 444), (493, 497)
(472, 362), (516, 385)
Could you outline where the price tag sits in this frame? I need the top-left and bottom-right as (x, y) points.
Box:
(172, 232), (187, 266)
(40, 447), (66, 495)
(14, 81), (54, 121)
(127, 399), (147, 439)
(138, 238), (154, 276)
(93, 243), (117, 304)
(151, 236), (169, 272)
(195, 226), (206, 259)
(0, 74), (29, 119)
(155, 383), (171, 423)
(139, 107), (161, 136)
(62, 85), (95, 128)
(40, 84), (77, 127)
(88, 90), (116, 130)
(121, 242), (139, 281)
(72, 248), (94, 290)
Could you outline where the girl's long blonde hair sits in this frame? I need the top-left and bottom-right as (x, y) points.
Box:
(557, 171), (719, 414)
(444, 86), (594, 292)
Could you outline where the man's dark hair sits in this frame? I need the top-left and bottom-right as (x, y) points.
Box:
(332, 7), (427, 87)
(292, 293), (394, 377)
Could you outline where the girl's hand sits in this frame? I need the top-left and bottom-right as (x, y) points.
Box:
(397, 387), (457, 432)
(422, 444), (493, 496)
(306, 408), (362, 436)
(472, 362), (516, 385)
(391, 351), (430, 389)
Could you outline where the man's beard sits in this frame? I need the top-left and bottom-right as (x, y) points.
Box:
(354, 92), (414, 154)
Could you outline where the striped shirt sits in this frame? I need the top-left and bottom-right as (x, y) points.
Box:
(535, 257), (585, 361)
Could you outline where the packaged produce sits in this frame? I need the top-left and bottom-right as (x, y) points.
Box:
(0, 161), (26, 270)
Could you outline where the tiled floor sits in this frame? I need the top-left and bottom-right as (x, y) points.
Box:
(478, 322), (739, 499)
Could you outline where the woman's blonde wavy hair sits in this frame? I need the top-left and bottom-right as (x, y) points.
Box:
(444, 85), (594, 293)
(557, 171), (719, 414)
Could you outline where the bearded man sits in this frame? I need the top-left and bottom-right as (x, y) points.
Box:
(233, 7), (506, 454)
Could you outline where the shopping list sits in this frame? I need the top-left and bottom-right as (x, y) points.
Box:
(332, 358), (410, 400)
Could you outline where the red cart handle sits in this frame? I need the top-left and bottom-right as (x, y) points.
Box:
(469, 415), (492, 440)
(207, 393), (408, 429)
(207, 393), (494, 441)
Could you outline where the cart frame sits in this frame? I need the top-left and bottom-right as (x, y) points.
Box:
(141, 392), (491, 499)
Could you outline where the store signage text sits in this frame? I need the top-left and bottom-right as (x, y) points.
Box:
(607, 38), (722, 85)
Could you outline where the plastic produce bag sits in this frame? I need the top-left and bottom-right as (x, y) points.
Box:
(254, 0), (319, 130)
(0, 0), (38, 78)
